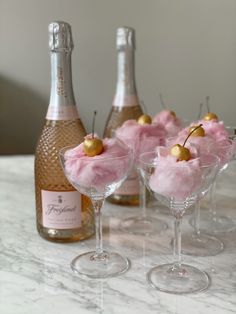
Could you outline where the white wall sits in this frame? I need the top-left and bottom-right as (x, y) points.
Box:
(1, 0), (236, 153)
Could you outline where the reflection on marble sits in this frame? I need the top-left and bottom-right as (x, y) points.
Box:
(0, 156), (236, 314)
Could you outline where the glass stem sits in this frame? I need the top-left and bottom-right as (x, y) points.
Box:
(193, 200), (201, 237)
(210, 182), (217, 217)
(99, 281), (104, 312)
(139, 175), (146, 218)
(92, 198), (105, 255)
(174, 216), (182, 268)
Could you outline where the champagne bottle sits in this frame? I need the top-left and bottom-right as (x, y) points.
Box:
(103, 26), (143, 206)
(35, 21), (94, 242)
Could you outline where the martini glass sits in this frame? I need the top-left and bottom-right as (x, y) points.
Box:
(119, 136), (168, 235)
(59, 139), (132, 278)
(190, 138), (236, 234)
(139, 150), (219, 294)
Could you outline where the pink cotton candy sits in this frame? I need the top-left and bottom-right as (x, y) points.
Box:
(167, 131), (216, 158)
(172, 121), (232, 166)
(115, 119), (166, 161)
(197, 120), (233, 166)
(149, 155), (202, 201)
(152, 110), (182, 137)
(64, 137), (130, 191)
(197, 120), (228, 142)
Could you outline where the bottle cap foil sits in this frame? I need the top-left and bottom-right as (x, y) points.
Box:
(49, 21), (74, 52)
(116, 26), (135, 50)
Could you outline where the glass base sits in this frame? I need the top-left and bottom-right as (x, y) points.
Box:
(120, 216), (168, 236)
(71, 251), (130, 279)
(189, 212), (236, 234)
(147, 263), (209, 294)
(181, 233), (224, 256)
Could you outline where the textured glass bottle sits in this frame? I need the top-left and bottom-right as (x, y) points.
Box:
(103, 27), (143, 206)
(35, 21), (94, 242)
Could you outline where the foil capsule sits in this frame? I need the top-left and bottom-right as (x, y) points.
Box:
(116, 26), (135, 50)
(49, 21), (74, 52)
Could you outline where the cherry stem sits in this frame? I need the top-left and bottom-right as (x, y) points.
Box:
(183, 124), (203, 147)
(92, 110), (97, 139)
(140, 100), (148, 114)
(159, 93), (167, 109)
(206, 96), (210, 113)
(197, 103), (203, 120)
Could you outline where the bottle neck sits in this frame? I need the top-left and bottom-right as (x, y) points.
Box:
(113, 48), (139, 108)
(47, 52), (78, 120)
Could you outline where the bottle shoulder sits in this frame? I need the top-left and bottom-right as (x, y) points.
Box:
(103, 105), (143, 137)
(35, 119), (86, 187)
(35, 119), (86, 154)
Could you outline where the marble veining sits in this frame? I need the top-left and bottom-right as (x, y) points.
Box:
(0, 156), (236, 314)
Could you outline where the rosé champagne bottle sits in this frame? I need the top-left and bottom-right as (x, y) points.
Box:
(35, 21), (94, 242)
(103, 27), (143, 206)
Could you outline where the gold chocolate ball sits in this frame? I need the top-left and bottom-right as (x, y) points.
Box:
(83, 138), (104, 157)
(189, 125), (205, 137)
(137, 114), (152, 125)
(203, 112), (218, 121)
(170, 144), (191, 161)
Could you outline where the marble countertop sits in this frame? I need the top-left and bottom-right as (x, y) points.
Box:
(0, 155), (236, 314)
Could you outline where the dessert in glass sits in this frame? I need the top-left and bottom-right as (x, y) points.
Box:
(152, 109), (182, 137)
(115, 118), (168, 235)
(186, 114), (236, 233)
(60, 135), (132, 278)
(167, 124), (224, 256)
(139, 137), (219, 294)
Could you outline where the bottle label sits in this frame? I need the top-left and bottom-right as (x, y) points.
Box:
(114, 169), (139, 195)
(41, 190), (81, 229)
(46, 105), (79, 120)
(112, 95), (139, 108)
